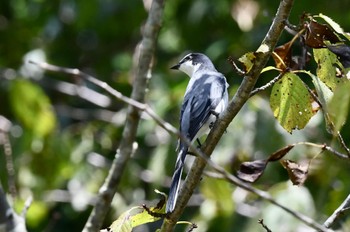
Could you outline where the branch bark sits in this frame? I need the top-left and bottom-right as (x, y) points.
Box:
(160, 0), (295, 231)
(324, 193), (350, 229)
(82, 0), (165, 231)
(0, 184), (27, 232)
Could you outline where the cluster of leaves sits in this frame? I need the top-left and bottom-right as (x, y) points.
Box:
(237, 14), (350, 184)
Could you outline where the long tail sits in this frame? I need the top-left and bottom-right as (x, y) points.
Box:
(166, 147), (187, 213)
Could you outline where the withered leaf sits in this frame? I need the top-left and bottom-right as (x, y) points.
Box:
(280, 159), (309, 186)
(272, 40), (294, 70)
(237, 160), (267, 183)
(327, 44), (350, 68)
(305, 20), (340, 48)
(268, 145), (295, 161)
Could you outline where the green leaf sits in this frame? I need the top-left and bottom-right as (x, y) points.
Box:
(109, 208), (134, 232)
(301, 71), (333, 107)
(328, 81), (350, 133)
(300, 70), (339, 134)
(9, 79), (56, 137)
(313, 48), (346, 91)
(107, 191), (166, 232)
(270, 72), (315, 133)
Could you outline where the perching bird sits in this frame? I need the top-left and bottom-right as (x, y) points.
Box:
(166, 53), (229, 213)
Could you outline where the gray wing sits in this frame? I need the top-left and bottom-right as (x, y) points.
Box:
(180, 74), (226, 142)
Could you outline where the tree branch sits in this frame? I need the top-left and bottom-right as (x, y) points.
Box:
(324, 193), (350, 229)
(0, 183), (27, 232)
(29, 61), (177, 136)
(160, 0), (295, 230)
(81, 0), (165, 231)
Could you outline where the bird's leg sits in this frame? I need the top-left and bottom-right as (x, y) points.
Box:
(210, 111), (227, 133)
(186, 139), (202, 157)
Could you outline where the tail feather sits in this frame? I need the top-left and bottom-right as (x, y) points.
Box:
(166, 147), (187, 213)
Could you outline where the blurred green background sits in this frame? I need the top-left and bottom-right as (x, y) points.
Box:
(1, 0), (350, 231)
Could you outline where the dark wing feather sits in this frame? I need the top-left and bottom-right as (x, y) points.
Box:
(180, 74), (226, 142)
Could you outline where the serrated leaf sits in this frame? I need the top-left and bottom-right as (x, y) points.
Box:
(9, 79), (56, 137)
(270, 72), (314, 133)
(313, 48), (346, 91)
(328, 81), (350, 133)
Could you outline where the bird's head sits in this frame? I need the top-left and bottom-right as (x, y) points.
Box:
(171, 53), (215, 77)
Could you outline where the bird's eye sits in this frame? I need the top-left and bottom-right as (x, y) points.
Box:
(185, 56), (191, 61)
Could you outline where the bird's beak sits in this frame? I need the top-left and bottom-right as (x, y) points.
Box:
(170, 64), (180, 70)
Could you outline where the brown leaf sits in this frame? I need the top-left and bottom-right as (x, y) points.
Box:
(237, 160), (267, 183)
(267, 145), (295, 162)
(280, 159), (309, 186)
(272, 40), (294, 70)
(305, 20), (340, 48)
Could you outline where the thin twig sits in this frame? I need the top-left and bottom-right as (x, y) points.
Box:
(250, 72), (284, 97)
(30, 61), (178, 137)
(336, 131), (350, 157)
(324, 194), (350, 229)
(305, 83), (350, 157)
(295, 142), (348, 160)
(227, 56), (245, 75)
(258, 219), (272, 232)
(193, 148), (332, 231)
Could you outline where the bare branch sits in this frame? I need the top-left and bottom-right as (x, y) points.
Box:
(258, 219), (272, 232)
(0, 183), (27, 232)
(160, 0), (296, 231)
(30, 61), (178, 136)
(295, 142), (348, 160)
(0, 116), (17, 199)
(324, 194), (350, 229)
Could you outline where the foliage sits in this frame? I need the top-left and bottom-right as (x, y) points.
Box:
(1, 0), (350, 232)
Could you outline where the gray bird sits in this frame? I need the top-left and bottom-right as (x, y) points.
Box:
(166, 53), (229, 213)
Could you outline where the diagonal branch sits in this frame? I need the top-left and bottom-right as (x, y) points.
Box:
(324, 193), (350, 229)
(30, 61), (177, 136)
(160, 0), (295, 231)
